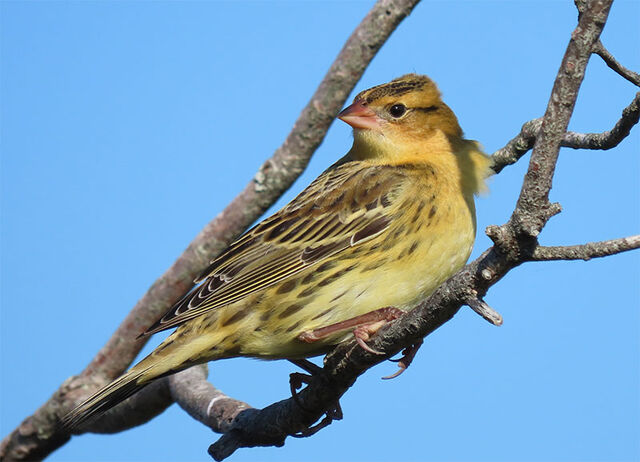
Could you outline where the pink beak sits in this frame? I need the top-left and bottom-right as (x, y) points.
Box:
(338, 101), (382, 130)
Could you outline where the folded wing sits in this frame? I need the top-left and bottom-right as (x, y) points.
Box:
(142, 161), (408, 336)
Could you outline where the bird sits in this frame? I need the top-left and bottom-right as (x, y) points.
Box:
(62, 73), (491, 430)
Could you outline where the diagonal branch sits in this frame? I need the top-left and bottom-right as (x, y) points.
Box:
(84, 0), (421, 384)
(0, 0), (422, 460)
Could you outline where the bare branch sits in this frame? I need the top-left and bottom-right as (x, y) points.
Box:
(491, 91), (639, 174)
(507, 0), (611, 237)
(530, 235), (640, 261)
(563, 92), (640, 149)
(490, 118), (540, 174)
(593, 40), (640, 87)
(0, 0), (422, 460)
(169, 366), (251, 434)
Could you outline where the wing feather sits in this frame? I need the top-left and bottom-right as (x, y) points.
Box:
(142, 161), (408, 336)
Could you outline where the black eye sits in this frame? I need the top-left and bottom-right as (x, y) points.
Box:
(389, 104), (406, 118)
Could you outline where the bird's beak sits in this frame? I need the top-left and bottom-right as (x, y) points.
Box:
(338, 101), (382, 131)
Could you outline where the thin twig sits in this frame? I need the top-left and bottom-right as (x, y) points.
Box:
(593, 40), (640, 87)
(466, 296), (503, 326)
(530, 235), (640, 261)
(563, 92), (640, 149)
(491, 92), (639, 174)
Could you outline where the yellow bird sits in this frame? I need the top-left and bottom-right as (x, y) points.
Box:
(63, 74), (491, 429)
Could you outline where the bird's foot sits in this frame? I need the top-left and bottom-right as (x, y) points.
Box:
(288, 359), (343, 438)
(298, 306), (405, 354)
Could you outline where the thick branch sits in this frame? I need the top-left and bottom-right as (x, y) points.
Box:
(0, 0), (421, 460)
(593, 40), (640, 87)
(502, 0), (611, 242)
(529, 235), (640, 261)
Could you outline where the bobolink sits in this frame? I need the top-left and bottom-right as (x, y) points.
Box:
(63, 74), (491, 429)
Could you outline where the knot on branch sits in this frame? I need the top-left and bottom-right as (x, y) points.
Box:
(485, 224), (520, 259)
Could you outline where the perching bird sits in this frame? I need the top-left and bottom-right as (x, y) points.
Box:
(63, 74), (491, 429)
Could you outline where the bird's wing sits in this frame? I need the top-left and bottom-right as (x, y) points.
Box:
(142, 161), (411, 336)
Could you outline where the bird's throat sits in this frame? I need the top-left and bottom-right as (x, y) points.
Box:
(349, 129), (399, 161)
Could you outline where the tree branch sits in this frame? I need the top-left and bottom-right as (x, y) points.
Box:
(593, 40), (640, 87)
(0, 0), (422, 460)
(169, 366), (251, 434)
(529, 235), (640, 261)
(563, 92), (640, 148)
(490, 92), (639, 174)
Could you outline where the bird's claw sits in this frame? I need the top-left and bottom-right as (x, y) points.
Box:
(353, 324), (385, 355)
(382, 340), (424, 380)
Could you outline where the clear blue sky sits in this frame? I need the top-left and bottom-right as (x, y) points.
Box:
(2, 1), (638, 461)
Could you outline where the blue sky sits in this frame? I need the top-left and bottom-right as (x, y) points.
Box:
(1, 1), (638, 461)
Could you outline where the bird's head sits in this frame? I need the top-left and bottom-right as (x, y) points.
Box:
(339, 74), (463, 160)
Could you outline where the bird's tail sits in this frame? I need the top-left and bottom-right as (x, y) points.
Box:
(61, 366), (152, 431)
(61, 329), (208, 431)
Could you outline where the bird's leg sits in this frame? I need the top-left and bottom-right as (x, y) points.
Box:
(288, 359), (343, 437)
(298, 306), (404, 355)
(382, 339), (424, 379)
(289, 358), (323, 375)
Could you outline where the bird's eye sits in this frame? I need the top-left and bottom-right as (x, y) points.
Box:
(389, 104), (407, 118)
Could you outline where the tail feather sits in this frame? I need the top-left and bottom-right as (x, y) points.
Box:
(62, 322), (224, 431)
(61, 329), (212, 431)
(61, 367), (151, 431)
